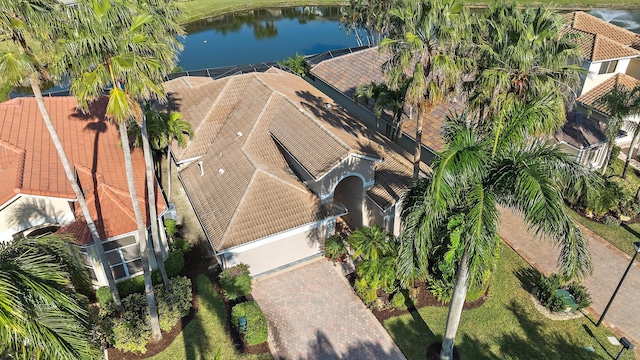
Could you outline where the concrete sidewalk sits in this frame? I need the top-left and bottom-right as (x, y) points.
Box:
(499, 208), (640, 349)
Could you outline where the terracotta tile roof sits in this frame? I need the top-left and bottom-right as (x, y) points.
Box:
(164, 70), (415, 250)
(0, 97), (166, 245)
(564, 12), (640, 61)
(555, 110), (606, 149)
(310, 46), (454, 152)
(0, 139), (25, 206)
(577, 73), (640, 116)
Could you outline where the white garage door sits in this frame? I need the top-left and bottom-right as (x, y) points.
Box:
(225, 230), (322, 277)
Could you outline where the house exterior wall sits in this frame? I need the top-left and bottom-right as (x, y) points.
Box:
(0, 195), (75, 242)
(628, 58), (640, 79)
(311, 154), (376, 202)
(217, 220), (332, 277)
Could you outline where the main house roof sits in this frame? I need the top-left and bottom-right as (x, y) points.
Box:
(0, 96), (166, 245)
(310, 46), (463, 153)
(564, 11), (640, 61)
(577, 73), (640, 116)
(164, 68), (415, 251)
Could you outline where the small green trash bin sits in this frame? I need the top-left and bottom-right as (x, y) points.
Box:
(555, 289), (578, 312)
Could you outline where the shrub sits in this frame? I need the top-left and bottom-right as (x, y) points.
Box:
(157, 276), (193, 332)
(568, 282), (592, 310)
(109, 293), (151, 354)
(219, 263), (252, 300)
(354, 277), (378, 305)
(231, 301), (268, 346)
(545, 293), (566, 312)
(603, 215), (621, 226)
(117, 275), (146, 297)
(428, 278), (452, 304)
(165, 249), (185, 277)
(391, 292), (407, 310)
(323, 235), (346, 261)
(97, 286), (113, 307)
(173, 237), (190, 253)
(164, 219), (177, 239)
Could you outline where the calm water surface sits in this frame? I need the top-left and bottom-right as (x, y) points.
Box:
(177, 7), (640, 71)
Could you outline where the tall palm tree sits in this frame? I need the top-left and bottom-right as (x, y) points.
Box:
(0, 0), (123, 310)
(468, 1), (585, 155)
(595, 84), (640, 177)
(64, 0), (184, 341)
(0, 236), (100, 359)
(400, 108), (596, 360)
(381, 0), (469, 180)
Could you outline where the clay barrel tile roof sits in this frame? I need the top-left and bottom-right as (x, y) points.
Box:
(564, 12), (640, 61)
(577, 73), (640, 116)
(0, 96), (166, 244)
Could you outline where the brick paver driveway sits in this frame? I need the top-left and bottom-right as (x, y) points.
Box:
(252, 258), (405, 360)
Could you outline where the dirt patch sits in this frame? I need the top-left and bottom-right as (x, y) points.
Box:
(371, 283), (488, 323)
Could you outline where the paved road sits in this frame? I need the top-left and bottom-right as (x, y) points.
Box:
(252, 258), (405, 360)
(499, 208), (640, 349)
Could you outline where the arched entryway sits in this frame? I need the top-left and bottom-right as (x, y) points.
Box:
(332, 175), (364, 230)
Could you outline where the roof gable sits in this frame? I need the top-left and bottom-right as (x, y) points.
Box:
(577, 73), (640, 115)
(564, 12), (640, 61)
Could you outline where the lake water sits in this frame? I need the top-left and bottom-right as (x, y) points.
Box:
(177, 6), (640, 71)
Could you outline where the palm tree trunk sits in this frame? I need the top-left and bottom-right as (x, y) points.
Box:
(622, 126), (640, 179)
(118, 124), (162, 341)
(440, 248), (470, 360)
(413, 111), (422, 180)
(602, 144), (612, 176)
(167, 148), (172, 202)
(30, 80), (123, 311)
(141, 114), (170, 292)
(394, 113), (405, 143)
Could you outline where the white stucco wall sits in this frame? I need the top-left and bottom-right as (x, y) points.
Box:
(218, 220), (331, 277)
(0, 195), (75, 242)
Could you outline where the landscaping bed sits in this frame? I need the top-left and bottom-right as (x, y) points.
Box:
(107, 245), (271, 359)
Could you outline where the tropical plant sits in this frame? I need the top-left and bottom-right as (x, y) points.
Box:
(0, 0), (123, 310)
(323, 234), (347, 262)
(340, 0), (398, 46)
(156, 276), (192, 332)
(381, 0), (470, 180)
(279, 53), (309, 77)
(219, 263), (252, 301)
(64, 0), (185, 341)
(348, 225), (395, 261)
(0, 236), (100, 359)
(468, 1), (584, 154)
(400, 108), (596, 359)
(354, 78), (410, 142)
(595, 84), (640, 177)
(130, 106), (193, 201)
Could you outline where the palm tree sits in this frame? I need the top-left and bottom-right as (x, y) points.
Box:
(468, 1), (585, 155)
(354, 79), (409, 142)
(381, 0), (469, 180)
(65, 0), (184, 341)
(0, 0), (124, 310)
(0, 236), (100, 359)
(595, 84), (640, 177)
(347, 224), (395, 261)
(400, 108), (596, 360)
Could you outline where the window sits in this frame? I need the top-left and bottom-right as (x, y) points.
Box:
(598, 60), (618, 75)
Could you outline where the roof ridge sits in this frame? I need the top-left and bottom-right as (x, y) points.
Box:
(576, 11), (640, 43)
(256, 167), (311, 196)
(218, 169), (258, 250)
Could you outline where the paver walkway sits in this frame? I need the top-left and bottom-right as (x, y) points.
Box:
(252, 258), (405, 360)
(499, 208), (640, 348)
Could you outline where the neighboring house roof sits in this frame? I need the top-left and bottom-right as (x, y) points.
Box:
(310, 46), (460, 153)
(577, 73), (640, 116)
(164, 69), (415, 251)
(0, 97), (166, 245)
(564, 12), (640, 61)
(555, 110), (606, 149)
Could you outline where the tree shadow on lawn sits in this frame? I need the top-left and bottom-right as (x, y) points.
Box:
(498, 300), (607, 360)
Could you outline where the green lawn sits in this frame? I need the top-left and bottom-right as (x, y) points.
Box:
(384, 244), (635, 360)
(149, 275), (271, 360)
(566, 158), (640, 257)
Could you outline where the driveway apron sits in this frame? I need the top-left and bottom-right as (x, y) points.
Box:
(252, 258), (405, 360)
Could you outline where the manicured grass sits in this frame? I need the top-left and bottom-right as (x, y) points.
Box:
(568, 208), (640, 257)
(149, 275), (271, 360)
(384, 244), (635, 360)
